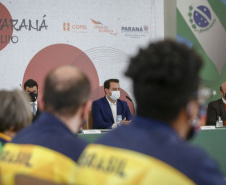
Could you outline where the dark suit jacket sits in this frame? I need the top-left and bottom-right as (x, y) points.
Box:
(32, 107), (41, 122)
(92, 97), (133, 129)
(206, 98), (226, 125)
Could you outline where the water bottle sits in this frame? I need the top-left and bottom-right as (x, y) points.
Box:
(216, 116), (223, 128)
(116, 115), (122, 127)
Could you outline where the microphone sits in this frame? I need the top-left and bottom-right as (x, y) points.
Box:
(126, 95), (135, 115)
(126, 96), (133, 102)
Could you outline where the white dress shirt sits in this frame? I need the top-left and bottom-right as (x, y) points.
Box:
(222, 98), (226, 104)
(106, 96), (117, 123)
(106, 96), (118, 129)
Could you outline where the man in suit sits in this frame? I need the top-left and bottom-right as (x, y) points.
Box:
(206, 82), (226, 125)
(92, 79), (132, 129)
(24, 79), (40, 122)
(77, 40), (226, 184)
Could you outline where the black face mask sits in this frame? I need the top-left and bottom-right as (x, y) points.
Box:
(29, 92), (38, 102)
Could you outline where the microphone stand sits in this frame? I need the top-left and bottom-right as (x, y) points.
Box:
(126, 96), (136, 116)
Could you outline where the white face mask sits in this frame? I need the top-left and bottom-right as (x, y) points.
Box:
(109, 91), (120, 101)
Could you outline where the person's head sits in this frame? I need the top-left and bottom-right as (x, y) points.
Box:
(43, 65), (91, 133)
(0, 90), (32, 137)
(24, 79), (38, 102)
(104, 79), (120, 102)
(125, 40), (203, 139)
(220, 82), (226, 100)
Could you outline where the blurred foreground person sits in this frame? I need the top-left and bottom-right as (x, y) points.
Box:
(77, 40), (226, 185)
(0, 65), (91, 185)
(0, 90), (32, 148)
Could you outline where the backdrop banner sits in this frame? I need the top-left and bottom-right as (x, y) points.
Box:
(177, 0), (226, 103)
(0, 0), (164, 113)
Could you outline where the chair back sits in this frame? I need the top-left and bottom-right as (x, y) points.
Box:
(15, 174), (62, 185)
(83, 110), (93, 129)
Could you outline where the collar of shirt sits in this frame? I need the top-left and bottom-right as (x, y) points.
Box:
(30, 101), (38, 113)
(34, 112), (75, 135)
(222, 98), (226, 104)
(30, 100), (37, 105)
(132, 116), (180, 142)
(105, 96), (117, 105)
(0, 132), (12, 142)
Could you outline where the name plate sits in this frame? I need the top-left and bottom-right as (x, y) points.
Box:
(200, 126), (216, 130)
(83, 130), (101, 134)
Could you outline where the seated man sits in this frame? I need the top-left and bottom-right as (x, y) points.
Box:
(0, 65), (91, 185)
(92, 79), (132, 129)
(0, 90), (32, 148)
(24, 79), (41, 122)
(206, 82), (226, 125)
(76, 40), (226, 184)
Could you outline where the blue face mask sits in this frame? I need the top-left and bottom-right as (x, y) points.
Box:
(109, 90), (120, 101)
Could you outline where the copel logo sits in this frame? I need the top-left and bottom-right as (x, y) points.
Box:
(188, 5), (216, 33)
(63, 22), (88, 33)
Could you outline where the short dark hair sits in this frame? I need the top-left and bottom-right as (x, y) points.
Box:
(125, 40), (203, 123)
(0, 90), (32, 132)
(220, 86), (223, 92)
(104, 79), (119, 89)
(24, 79), (38, 90)
(43, 68), (91, 117)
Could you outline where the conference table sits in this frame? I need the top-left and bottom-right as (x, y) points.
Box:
(78, 126), (226, 176)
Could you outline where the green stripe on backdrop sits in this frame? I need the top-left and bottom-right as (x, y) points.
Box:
(177, 10), (219, 81)
(177, 2), (226, 103)
(208, 0), (226, 30)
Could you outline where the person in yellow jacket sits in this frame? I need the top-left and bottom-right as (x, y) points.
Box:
(76, 40), (226, 185)
(0, 65), (91, 185)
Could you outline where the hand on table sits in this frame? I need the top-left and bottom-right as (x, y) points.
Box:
(122, 117), (131, 125)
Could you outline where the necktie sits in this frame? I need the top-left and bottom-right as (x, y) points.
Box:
(32, 102), (36, 116)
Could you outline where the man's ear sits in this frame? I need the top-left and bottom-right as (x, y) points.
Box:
(104, 88), (108, 94)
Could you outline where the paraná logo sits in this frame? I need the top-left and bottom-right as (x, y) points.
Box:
(188, 5), (216, 33)
(144, 25), (149, 32)
(0, 2), (48, 51)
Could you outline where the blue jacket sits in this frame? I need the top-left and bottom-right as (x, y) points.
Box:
(92, 97), (132, 129)
(94, 116), (226, 185)
(11, 112), (87, 162)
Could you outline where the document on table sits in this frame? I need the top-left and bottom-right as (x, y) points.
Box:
(200, 126), (216, 130)
(83, 130), (101, 134)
